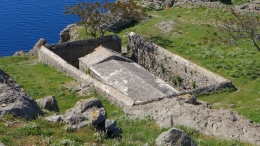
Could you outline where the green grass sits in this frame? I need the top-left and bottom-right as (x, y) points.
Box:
(1, 5), (259, 145)
(0, 56), (255, 145)
(112, 6), (260, 123)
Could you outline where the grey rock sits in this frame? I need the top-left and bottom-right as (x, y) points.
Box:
(176, 95), (197, 105)
(59, 24), (75, 43)
(105, 119), (116, 131)
(64, 98), (107, 129)
(157, 21), (176, 34)
(112, 127), (123, 136)
(0, 69), (44, 120)
(156, 128), (197, 146)
(123, 97), (260, 145)
(36, 96), (59, 112)
(165, 0), (175, 7)
(151, 2), (163, 11)
(74, 83), (93, 96)
(45, 115), (62, 122)
(240, 4), (249, 9)
(13, 50), (26, 56)
(28, 38), (46, 56)
(0, 142), (5, 146)
(59, 24), (83, 43)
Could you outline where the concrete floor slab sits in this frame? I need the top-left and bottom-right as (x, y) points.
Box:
(79, 46), (178, 103)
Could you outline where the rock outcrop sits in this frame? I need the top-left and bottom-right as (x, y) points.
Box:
(13, 50), (26, 56)
(63, 98), (107, 130)
(60, 98), (122, 137)
(235, 3), (260, 12)
(0, 69), (44, 120)
(156, 21), (176, 34)
(123, 95), (260, 145)
(59, 24), (83, 43)
(142, 0), (225, 10)
(45, 115), (62, 123)
(36, 96), (59, 112)
(156, 128), (197, 146)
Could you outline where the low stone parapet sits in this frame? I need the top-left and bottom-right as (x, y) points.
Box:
(128, 32), (235, 95)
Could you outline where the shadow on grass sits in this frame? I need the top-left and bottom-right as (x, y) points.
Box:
(109, 20), (138, 33)
(149, 36), (175, 48)
(211, 0), (231, 4)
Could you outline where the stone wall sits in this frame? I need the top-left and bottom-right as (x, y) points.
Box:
(45, 35), (121, 68)
(127, 33), (234, 94)
(38, 46), (134, 107)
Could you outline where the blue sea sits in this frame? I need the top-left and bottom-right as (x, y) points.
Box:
(0, 0), (99, 57)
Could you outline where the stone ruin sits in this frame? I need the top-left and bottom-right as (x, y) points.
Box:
(36, 33), (260, 145)
(39, 33), (234, 105)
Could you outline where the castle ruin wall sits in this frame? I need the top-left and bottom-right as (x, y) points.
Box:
(38, 46), (134, 107)
(128, 33), (234, 94)
(45, 35), (121, 68)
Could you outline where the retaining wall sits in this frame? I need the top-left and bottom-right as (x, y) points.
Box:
(38, 46), (134, 107)
(128, 33), (234, 94)
(45, 35), (121, 68)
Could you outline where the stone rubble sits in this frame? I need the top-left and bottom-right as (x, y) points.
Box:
(44, 97), (123, 137)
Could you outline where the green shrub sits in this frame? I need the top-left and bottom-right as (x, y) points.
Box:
(192, 81), (196, 89)
(172, 75), (183, 85)
(159, 63), (166, 73)
(0, 123), (6, 134)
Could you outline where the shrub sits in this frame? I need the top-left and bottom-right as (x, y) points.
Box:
(172, 75), (183, 85)
(159, 63), (166, 73)
(192, 81), (196, 89)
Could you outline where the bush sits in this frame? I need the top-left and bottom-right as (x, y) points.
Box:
(192, 81), (196, 89)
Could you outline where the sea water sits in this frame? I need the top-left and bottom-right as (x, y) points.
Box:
(0, 0), (105, 56)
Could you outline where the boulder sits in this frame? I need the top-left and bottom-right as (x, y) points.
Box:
(156, 128), (197, 146)
(74, 83), (93, 96)
(59, 24), (84, 43)
(0, 142), (5, 146)
(123, 96), (260, 145)
(0, 69), (44, 120)
(105, 119), (116, 131)
(36, 96), (59, 112)
(28, 38), (46, 56)
(45, 115), (62, 122)
(176, 94), (197, 105)
(112, 127), (123, 136)
(13, 50), (26, 56)
(63, 98), (107, 130)
(151, 2), (164, 11)
(165, 0), (175, 7)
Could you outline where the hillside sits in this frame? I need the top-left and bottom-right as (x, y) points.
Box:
(114, 5), (260, 123)
(0, 2), (260, 146)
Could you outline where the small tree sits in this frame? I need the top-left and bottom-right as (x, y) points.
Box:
(216, 8), (260, 51)
(64, 0), (147, 38)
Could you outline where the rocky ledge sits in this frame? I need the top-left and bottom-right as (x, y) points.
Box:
(0, 69), (44, 120)
(123, 95), (260, 145)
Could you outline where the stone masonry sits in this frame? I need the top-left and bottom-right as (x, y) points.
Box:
(127, 32), (234, 94)
(79, 46), (178, 104)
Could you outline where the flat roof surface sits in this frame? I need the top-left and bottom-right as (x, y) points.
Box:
(79, 46), (178, 102)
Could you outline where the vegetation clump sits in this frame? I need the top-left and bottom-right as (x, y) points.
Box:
(64, 0), (147, 38)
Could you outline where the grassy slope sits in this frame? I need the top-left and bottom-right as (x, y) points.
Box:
(0, 5), (259, 146)
(0, 58), (253, 145)
(0, 57), (163, 145)
(112, 6), (260, 123)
